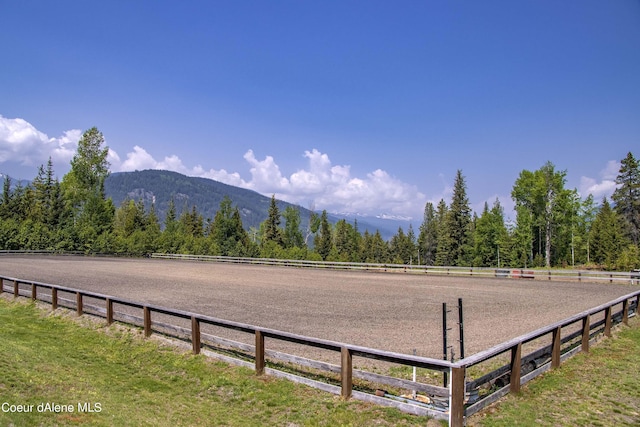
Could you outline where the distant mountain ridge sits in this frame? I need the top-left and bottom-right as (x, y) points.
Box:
(104, 170), (305, 231)
(104, 170), (411, 239)
(2, 169), (411, 239)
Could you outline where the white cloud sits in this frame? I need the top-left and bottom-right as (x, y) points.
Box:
(0, 115), (80, 167)
(243, 149), (289, 192)
(579, 160), (620, 200)
(284, 149), (426, 216)
(114, 145), (426, 217)
(0, 115), (426, 217)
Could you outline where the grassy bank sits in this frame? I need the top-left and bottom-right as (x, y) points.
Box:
(0, 298), (432, 426)
(471, 316), (640, 426)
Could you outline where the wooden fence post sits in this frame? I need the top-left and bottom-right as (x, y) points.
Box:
(622, 299), (629, 326)
(581, 315), (590, 353)
(604, 306), (612, 337)
(340, 347), (353, 400)
(51, 288), (58, 310)
(106, 298), (113, 325)
(551, 326), (561, 369)
(76, 292), (83, 316)
(510, 343), (522, 394)
(31, 283), (37, 301)
(255, 330), (265, 375)
(449, 366), (466, 427)
(13, 280), (18, 298)
(143, 306), (152, 337)
(191, 316), (201, 355)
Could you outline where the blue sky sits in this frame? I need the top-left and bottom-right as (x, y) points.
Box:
(1, 1), (639, 220)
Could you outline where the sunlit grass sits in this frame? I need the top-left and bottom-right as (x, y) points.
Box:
(0, 297), (431, 426)
(470, 316), (640, 427)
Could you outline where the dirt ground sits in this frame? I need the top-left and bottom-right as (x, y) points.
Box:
(1, 255), (638, 362)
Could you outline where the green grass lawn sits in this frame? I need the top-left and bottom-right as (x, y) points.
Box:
(470, 316), (640, 427)
(0, 298), (433, 426)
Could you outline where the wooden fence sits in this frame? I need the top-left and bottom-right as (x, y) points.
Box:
(150, 253), (640, 284)
(2, 251), (638, 284)
(1, 272), (639, 426)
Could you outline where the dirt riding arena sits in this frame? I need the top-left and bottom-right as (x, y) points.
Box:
(2, 255), (638, 362)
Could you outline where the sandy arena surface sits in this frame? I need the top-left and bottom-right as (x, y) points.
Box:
(1, 255), (638, 362)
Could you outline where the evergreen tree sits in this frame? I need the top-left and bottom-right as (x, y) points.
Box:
(165, 198), (178, 232)
(444, 170), (472, 266)
(474, 202), (493, 266)
(31, 159), (57, 225)
(435, 199), (452, 266)
(262, 195), (283, 246)
(418, 202), (437, 265)
(361, 230), (388, 263)
(473, 199), (508, 267)
(334, 219), (354, 261)
(612, 152), (640, 246)
(590, 197), (626, 269)
(209, 196), (252, 256)
(0, 175), (12, 220)
(180, 205), (204, 237)
(314, 210), (333, 260)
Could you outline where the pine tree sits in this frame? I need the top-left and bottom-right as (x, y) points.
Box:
(590, 197), (626, 269)
(435, 199), (452, 266)
(314, 210), (333, 260)
(473, 199), (507, 267)
(446, 170), (472, 266)
(334, 219), (354, 261)
(418, 202), (437, 265)
(612, 152), (640, 246)
(209, 196), (251, 256)
(165, 198), (178, 232)
(262, 195), (283, 246)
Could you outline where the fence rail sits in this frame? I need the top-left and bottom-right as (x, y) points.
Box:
(2, 266), (639, 426)
(2, 250), (638, 284)
(150, 253), (640, 284)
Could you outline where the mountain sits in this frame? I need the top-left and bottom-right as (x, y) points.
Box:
(104, 170), (408, 239)
(2, 169), (409, 239)
(0, 173), (31, 190)
(104, 170), (307, 231)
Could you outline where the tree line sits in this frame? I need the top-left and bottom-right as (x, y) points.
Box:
(1, 128), (638, 270)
